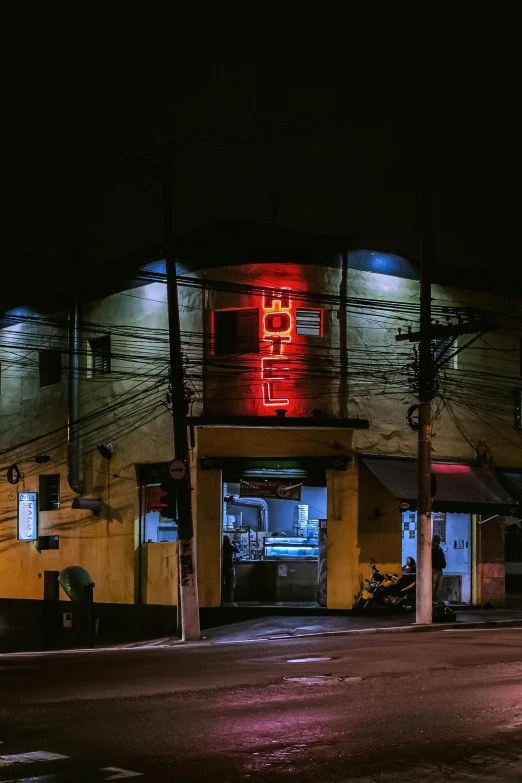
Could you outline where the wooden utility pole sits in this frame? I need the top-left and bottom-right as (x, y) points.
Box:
(416, 189), (433, 625)
(161, 154), (201, 641)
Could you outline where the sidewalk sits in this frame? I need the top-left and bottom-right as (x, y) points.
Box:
(127, 605), (522, 648)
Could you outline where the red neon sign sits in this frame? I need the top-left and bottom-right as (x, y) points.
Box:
(261, 288), (292, 406)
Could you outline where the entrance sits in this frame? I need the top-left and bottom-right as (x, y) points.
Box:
(402, 511), (471, 603)
(222, 471), (327, 606)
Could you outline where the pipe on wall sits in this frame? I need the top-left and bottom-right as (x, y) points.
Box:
(226, 496), (269, 532)
(67, 289), (84, 494)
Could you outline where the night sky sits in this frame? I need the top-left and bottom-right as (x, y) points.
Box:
(3, 8), (521, 310)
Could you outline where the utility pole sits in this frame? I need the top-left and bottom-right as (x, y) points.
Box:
(161, 154), (201, 641)
(87, 144), (201, 640)
(396, 192), (498, 625)
(416, 189), (433, 625)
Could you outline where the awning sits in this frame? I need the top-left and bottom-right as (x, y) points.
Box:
(498, 471), (522, 504)
(361, 456), (518, 514)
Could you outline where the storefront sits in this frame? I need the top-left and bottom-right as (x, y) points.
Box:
(193, 422), (366, 610)
(360, 455), (517, 605)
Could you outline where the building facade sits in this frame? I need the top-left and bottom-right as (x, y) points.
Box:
(1, 225), (521, 646)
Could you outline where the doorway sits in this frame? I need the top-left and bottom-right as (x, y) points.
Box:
(222, 477), (327, 606)
(402, 511), (471, 603)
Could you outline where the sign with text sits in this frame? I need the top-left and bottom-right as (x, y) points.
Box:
(17, 492), (38, 541)
(240, 479), (302, 501)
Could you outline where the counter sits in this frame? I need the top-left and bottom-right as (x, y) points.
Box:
(234, 559), (318, 603)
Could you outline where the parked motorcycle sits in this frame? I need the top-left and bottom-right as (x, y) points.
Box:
(353, 558), (416, 612)
(354, 558), (457, 622)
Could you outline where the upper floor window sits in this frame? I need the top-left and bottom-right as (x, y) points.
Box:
(296, 308), (322, 336)
(39, 350), (62, 388)
(39, 474), (61, 511)
(89, 335), (111, 375)
(213, 309), (259, 355)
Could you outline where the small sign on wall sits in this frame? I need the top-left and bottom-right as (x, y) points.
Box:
(17, 492), (38, 541)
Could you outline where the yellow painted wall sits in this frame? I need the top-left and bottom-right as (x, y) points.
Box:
(141, 542), (178, 605)
(357, 463), (402, 592)
(326, 462), (360, 609)
(196, 468), (223, 607)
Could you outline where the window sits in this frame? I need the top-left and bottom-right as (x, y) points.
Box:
(516, 389), (522, 431)
(213, 309), (259, 355)
(89, 335), (111, 375)
(296, 309), (322, 336)
(143, 484), (178, 542)
(39, 535), (60, 550)
(39, 474), (60, 511)
(39, 350), (62, 387)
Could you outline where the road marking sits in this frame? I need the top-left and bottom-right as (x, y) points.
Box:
(100, 768), (143, 779)
(0, 751), (69, 768)
(287, 657), (331, 663)
(3, 776), (57, 783)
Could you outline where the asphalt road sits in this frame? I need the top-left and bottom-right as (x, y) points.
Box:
(3, 628), (522, 781)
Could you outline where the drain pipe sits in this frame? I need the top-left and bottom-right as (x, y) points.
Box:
(68, 289), (84, 494)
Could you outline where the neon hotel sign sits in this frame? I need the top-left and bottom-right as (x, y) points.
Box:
(261, 288), (292, 407)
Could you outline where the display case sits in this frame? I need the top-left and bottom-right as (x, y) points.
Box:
(263, 536), (318, 560)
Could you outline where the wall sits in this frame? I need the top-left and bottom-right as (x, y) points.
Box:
(476, 516), (506, 607)
(357, 462), (402, 593)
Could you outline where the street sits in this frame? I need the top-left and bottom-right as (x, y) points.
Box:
(2, 629), (522, 781)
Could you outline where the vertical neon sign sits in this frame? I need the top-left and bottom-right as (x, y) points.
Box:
(261, 287), (292, 406)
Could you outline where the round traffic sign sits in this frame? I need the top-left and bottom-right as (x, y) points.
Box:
(169, 459), (187, 480)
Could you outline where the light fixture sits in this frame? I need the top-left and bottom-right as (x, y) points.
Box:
(97, 443), (113, 460)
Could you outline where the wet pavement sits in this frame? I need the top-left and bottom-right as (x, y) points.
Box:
(4, 626), (522, 780)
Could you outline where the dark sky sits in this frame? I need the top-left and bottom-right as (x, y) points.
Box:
(3, 7), (522, 305)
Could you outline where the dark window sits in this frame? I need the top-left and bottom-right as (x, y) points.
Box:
(39, 350), (62, 387)
(39, 535), (60, 550)
(296, 309), (322, 336)
(213, 309), (259, 355)
(516, 389), (522, 430)
(39, 474), (61, 511)
(90, 335), (111, 374)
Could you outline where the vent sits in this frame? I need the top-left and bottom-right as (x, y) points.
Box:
(296, 309), (322, 336)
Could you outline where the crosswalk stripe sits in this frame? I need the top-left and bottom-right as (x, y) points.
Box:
(0, 751), (69, 768)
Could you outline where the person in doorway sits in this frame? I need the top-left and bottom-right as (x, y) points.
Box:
(432, 535), (447, 602)
(222, 534), (240, 607)
(402, 556), (416, 575)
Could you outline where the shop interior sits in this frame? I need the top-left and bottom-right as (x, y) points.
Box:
(223, 478), (327, 605)
(402, 511), (471, 603)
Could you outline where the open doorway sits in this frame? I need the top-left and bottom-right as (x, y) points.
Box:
(402, 511), (471, 603)
(222, 479), (326, 606)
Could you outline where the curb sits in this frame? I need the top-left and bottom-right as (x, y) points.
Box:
(125, 616), (522, 648)
(2, 618), (522, 657)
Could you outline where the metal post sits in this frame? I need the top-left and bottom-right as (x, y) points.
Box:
(161, 154), (201, 642)
(416, 189), (433, 625)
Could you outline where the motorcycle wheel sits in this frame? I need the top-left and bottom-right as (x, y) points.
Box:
(353, 595), (370, 612)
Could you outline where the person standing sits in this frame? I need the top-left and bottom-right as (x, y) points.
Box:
(222, 534), (239, 606)
(432, 535), (447, 602)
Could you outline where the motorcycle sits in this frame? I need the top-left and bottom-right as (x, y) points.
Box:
(354, 558), (416, 612)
